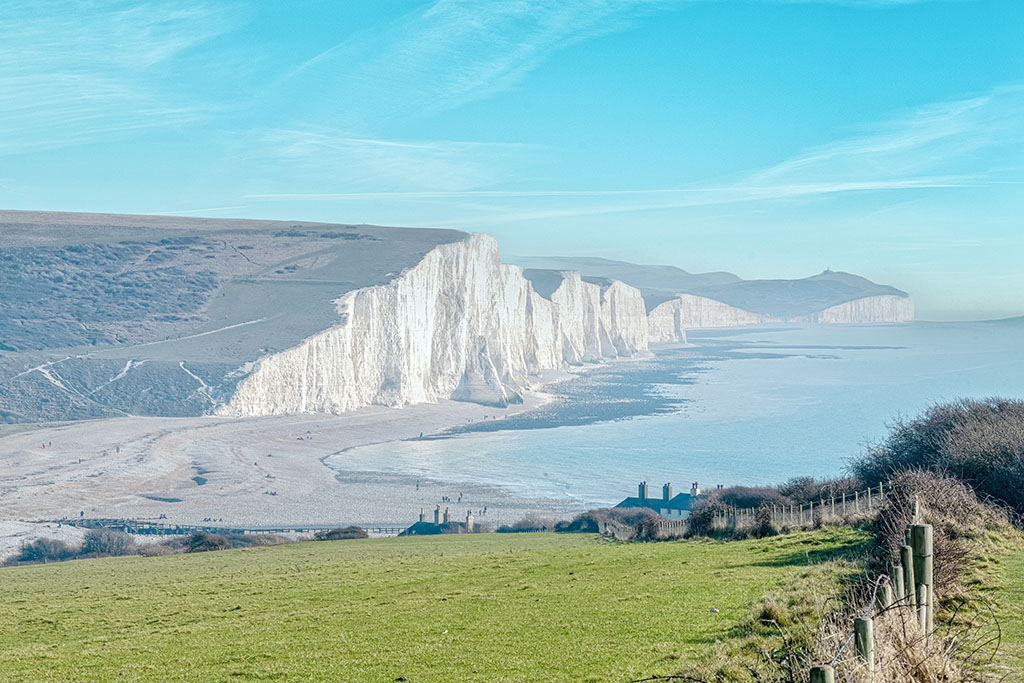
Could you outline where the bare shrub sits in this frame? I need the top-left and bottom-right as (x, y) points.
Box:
(232, 533), (287, 546)
(778, 475), (860, 504)
(497, 515), (556, 533)
(81, 529), (137, 557)
(751, 504), (778, 539)
(854, 398), (1024, 515)
(313, 527), (367, 541)
(137, 542), (180, 557)
(868, 469), (1010, 597)
(184, 532), (231, 553)
(718, 485), (788, 509)
(555, 507), (655, 533)
(685, 498), (727, 537)
(7, 538), (76, 565)
(633, 513), (667, 541)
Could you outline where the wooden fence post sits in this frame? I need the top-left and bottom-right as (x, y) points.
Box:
(911, 523), (934, 633)
(842, 492), (847, 515)
(879, 583), (893, 610)
(810, 664), (835, 683)
(901, 545), (916, 609)
(890, 564), (905, 601)
(855, 490), (859, 513)
(854, 617), (875, 673)
(867, 487), (872, 510)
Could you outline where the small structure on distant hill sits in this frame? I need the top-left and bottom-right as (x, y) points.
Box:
(401, 506), (476, 536)
(615, 481), (699, 520)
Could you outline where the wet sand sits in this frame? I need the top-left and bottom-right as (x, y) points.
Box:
(0, 387), (582, 559)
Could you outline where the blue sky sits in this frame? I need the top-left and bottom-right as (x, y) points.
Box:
(2, 1), (1022, 320)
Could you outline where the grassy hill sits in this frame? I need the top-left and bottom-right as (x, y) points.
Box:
(0, 530), (867, 682)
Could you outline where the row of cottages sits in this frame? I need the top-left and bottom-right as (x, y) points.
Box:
(615, 481), (701, 519)
(401, 504), (475, 535)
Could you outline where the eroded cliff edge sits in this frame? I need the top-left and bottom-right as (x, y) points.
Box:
(220, 234), (652, 416)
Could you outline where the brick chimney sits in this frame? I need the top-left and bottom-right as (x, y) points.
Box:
(638, 481), (648, 500)
(434, 504), (441, 524)
(663, 483), (672, 501)
(419, 508), (424, 523)
(443, 507), (451, 524)
(690, 482), (700, 497)
(466, 510), (474, 532)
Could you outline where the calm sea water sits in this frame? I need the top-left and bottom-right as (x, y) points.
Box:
(328, 321), (1024, 509)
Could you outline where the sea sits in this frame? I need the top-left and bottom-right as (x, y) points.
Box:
(326, 320), (1024, 510)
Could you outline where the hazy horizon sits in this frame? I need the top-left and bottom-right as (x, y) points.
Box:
(2, 1), (1021, 320)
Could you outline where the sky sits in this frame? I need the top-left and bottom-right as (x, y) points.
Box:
(2, 0), (1022, 320)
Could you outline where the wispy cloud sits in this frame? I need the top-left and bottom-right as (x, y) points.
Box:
(280, 0), (671, 125)
(249, 129), (538, 192)
(247, 84), (1024, 227)
(0, 1), (242, 155)
(746, 85), (1024, 188)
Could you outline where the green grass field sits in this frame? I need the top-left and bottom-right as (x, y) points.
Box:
(991, 544), (1024, 676)
(0, 530), (867, 682)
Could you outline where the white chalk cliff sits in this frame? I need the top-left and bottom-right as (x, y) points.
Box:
(647, 293), (913, 338)
(648, 295), (770, 341)
(796, 295), (915, 324)
(221, 234), (649, 416)
(219, 234), (913, 417)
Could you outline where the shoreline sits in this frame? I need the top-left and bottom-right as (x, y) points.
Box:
(0, 370), (592, 559)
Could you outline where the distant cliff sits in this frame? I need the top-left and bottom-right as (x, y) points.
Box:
(647, 292), (914, 335)
(514, 257), (913, 326)
(648, 295), (768, 341)
(797, 295), (914, 324)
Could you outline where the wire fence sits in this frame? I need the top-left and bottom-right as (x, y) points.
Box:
(711, 482), (888, 530)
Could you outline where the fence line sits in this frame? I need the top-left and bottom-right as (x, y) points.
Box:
(811, 506), (935, 680)
(711, 481), (888, 530)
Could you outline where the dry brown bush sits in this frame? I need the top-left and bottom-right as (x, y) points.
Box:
(867, 469), (1011, 598)
(854, 398), (1024, 515)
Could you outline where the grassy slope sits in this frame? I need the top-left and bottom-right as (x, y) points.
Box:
(0, 530), (865, 682)
(993, 545), (1024, 675)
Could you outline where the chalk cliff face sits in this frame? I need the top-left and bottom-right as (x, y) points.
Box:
(221, 235), (650, 416)
(646, 293), (913, 339)
(648, 295), (768, 340)
(797, 295), (915, 324)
